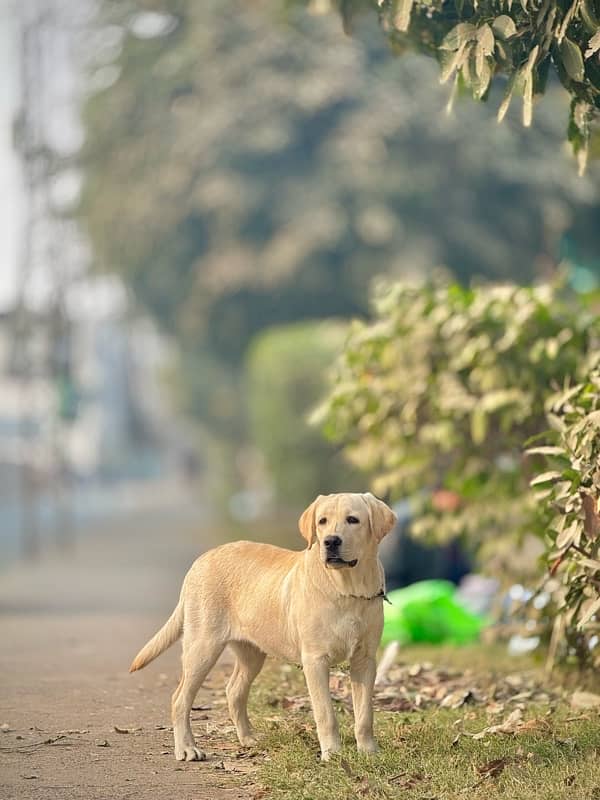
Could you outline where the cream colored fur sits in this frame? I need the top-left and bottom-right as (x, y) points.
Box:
(129, 492), (396, 762)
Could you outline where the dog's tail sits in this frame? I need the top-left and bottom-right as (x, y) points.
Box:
(129, 600), (184, 672)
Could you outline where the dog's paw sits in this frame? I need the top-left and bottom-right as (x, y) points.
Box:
(175, 746), (206, 762)
(319, 745), (341, 762)
(238, 734), (258, 747)
(357, 739), (379, 754)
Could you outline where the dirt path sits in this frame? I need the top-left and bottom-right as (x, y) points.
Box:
(0, 498), (261, 800)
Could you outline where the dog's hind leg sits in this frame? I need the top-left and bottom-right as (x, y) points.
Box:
(172, 637), (225, 761)
(226, 641), (266, 746)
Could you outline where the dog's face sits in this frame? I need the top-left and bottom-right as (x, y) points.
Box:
(298, 493), (396, 569)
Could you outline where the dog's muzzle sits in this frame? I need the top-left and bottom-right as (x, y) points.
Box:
(323, 535), (358, 569)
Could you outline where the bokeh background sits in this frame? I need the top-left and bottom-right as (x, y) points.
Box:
(1, 0), (599, 572)
(2, 6), (600, 798)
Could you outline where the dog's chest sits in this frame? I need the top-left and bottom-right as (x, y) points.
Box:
(326, 609), (371, 663)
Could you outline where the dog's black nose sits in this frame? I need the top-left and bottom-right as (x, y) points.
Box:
(324, 535), (342, 550)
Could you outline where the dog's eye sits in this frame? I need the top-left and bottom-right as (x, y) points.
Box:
(318, 517), (327, 525)
(346, 516), (359, 524)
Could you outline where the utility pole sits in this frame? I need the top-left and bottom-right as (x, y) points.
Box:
(13, 0), (77, 557)
(12, 0), (46, 559)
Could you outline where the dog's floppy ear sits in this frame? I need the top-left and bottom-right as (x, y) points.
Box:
(298, 495), (324, 549)
(362, 492), (397, 543)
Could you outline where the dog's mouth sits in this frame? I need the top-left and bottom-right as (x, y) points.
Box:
(325, 556), (358, 569)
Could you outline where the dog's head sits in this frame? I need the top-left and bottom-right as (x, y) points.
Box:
(298, 492), (396, 569)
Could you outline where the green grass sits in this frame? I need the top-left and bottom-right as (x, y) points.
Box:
(246, 647), (600, 800)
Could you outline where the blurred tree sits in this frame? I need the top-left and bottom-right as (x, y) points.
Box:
(79, 0), (600, 494)
(246, 321), (361, 506)
(299, 0), (600, 172)
(82, 0), (599, 366)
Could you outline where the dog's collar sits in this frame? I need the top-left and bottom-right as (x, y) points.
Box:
(341, 588), (391, 604)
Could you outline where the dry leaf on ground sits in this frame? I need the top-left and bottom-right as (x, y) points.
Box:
(571, 691), (600, 709)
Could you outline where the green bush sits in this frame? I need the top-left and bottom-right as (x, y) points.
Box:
(246, 321), (362, 508)
(529, 364), (600, 667)
(315, 279), (599, 576)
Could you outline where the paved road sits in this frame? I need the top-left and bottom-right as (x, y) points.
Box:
(0, 489), (254, 800)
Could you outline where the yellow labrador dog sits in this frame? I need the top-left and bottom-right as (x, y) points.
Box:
(130, 492), (396, 761)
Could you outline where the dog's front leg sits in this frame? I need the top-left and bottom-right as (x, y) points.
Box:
(350, 650), (378, 754)
(302, 654), (340, 760)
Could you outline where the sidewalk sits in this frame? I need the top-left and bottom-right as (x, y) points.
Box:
(0, 495), (253, 800)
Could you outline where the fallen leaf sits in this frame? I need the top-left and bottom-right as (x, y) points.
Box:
(388, 772), (407, 783)
(571, 691), (600, 709)
(472, 708), (523, 739)
(505, 674), (524, 689)
(518, 718), (549, 733)
(508, 691), (534, 703)
(281, 696), (310, 710)
(390, 772), (425, 789)
(476, 757), (509, 779)
(356, 776), (373, 796)
(235, 750), (259, 759)
(378, 696), (416, 712)
(340, 758), (354, 778)
(557, 737), (577, 750)
(57, 729), (89, 735)
(441, 690), (473, 709)
(220, 761), (259, 774)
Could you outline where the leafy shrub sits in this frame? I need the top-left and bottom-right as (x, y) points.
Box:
(315, 279), (599, 575)
(529, 365), (600, 667)
(246, 321), (362, 508)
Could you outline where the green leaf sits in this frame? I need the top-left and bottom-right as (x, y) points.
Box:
(530, 470), (562, 486)
(578, 596), (600, 628)
(581, 0), (600, 33)
(522, 45), (539, 127)
(440, 22), (476, 52)
(560, 38), (586, 82)
(556, 519), (583, 548)
(471, 405), (487, 444)
(549, 383), (584, 408)
(585, 31), (600, 59)
(472, 50), (492, 99)
(525, 445), (567, 456)
(477, 24), (495, 57)
(497, 71), (517, 122)
(492, 15), (517, 41)
(393, 0), (414, 33)
(440, 43), (469, 84)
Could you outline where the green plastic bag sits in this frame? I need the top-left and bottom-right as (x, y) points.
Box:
(382, 580), (485, 646)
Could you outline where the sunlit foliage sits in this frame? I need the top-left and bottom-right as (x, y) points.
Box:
(307, 0), (600, 170)
(315, 280), (600, 578)
(529, 365), (600, 666)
